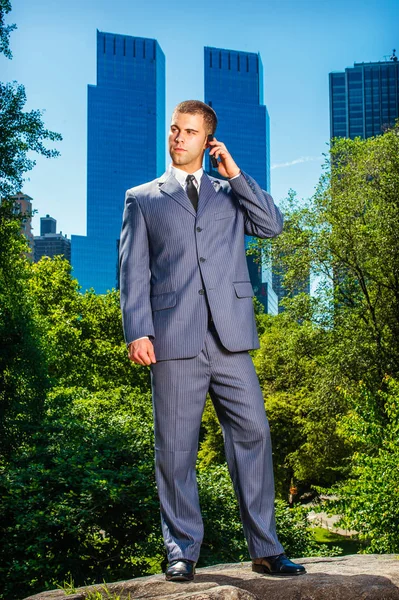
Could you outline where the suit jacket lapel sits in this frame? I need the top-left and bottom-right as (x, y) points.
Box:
(158, 171), (196, 217)
(197, 172), (221, 218)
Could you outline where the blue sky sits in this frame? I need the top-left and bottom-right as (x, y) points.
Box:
(2, 0), (397, 238)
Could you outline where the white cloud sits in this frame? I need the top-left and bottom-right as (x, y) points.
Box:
(271, 156), (324, 169)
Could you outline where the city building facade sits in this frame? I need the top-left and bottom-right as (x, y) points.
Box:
(11, 192), (34, 257)
(329, 53), (399, 139)
(34, 215), (71, 262)
(71, 30), (165, 293)
(204, 46), (278, 314)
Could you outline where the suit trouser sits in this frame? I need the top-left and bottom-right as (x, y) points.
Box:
(150, 322), (284, 562)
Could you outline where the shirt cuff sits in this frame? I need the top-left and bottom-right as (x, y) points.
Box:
(129, 336), (149, 345)
(228, 171), (241, 180)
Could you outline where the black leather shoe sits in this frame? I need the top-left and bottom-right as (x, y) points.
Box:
(165, 559), (195, 582)
(252, 553), (306, 576)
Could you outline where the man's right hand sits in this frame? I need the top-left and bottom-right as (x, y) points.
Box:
(128, 338), (156, 365)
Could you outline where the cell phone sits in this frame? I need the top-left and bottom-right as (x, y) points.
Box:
(207, 134), (219, 169)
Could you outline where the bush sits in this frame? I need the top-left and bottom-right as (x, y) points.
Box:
(326, 377), (399, 553)
(0, 386), (163, 600)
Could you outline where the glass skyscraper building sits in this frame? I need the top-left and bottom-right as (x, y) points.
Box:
(329, 54), (399, 140)
(71, 30), (165, 293)
(204, 46), (277, 314)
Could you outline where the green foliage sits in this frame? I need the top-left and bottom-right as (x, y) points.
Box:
(28, 256), (150, 393)
(0, 82), (62, 197)
(0, 200), (49, 461)
(197, 397), (225, 469)
(0, 386), (163, 600)
(311, 527), (360, 556)
(325, 377), (399, 553)
(1, 244), (345, 599)
(271, 189), (313, 307)
(243, 126), (399, 502)
(0, 0), (16, 59)
(313, 127), (399, 380)
(254, 313), (352, 495)
(257, 126), (399, 390)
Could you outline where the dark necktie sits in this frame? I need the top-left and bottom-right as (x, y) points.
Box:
(186, 174), (198, 211)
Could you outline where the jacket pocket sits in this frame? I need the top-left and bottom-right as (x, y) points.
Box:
(233, 281), (254, 298)
(214, 209), (236, 220)
(150, 292), (176, 311)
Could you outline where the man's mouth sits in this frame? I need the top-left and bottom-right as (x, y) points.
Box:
(173, 147), (186, 152)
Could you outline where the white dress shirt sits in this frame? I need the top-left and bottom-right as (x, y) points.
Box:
(170, 164), (204, 192)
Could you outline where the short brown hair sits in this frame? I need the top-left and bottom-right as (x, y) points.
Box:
(173, 100), (218, 135)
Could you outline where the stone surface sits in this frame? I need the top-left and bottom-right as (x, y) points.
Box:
(24, 554), (399, 600)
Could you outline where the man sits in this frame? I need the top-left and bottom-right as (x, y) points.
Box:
(119, 100), (306, 581)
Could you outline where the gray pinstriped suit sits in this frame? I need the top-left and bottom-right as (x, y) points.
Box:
(119, 169), (285, 562)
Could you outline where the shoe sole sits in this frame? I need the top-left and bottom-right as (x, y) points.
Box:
(252, 564), (306, 576)
(165, 574), (194, 582)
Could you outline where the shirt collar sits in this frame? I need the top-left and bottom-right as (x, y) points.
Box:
(169, 164), (204, 189)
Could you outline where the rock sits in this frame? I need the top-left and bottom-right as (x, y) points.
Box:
(24, 554), (399, 600)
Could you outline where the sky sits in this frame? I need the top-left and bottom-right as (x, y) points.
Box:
(2, 0), (397, 238)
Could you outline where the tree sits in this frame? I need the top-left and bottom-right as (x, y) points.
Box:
(0, 1), (62, 197)
(0, 200), (49, 461)
(0, 386), (163, 600)
(29, 256), (151, 393)
(0, 82), (63, 197)
(0, 0), (16, 59)
(325, 377), (399, 553)
(242, 127), (399, 500)
(309, 128), (399, 384)
(0, 0), (63, 459)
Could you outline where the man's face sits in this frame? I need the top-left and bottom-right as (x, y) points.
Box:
(168, 111), (208, 172)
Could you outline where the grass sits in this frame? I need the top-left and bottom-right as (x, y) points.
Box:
(312, 526), (362, 555)
(57, 578), (132, 599)
(85, 586), (131, 600)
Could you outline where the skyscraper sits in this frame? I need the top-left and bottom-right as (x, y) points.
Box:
(34, 215), (71, 263)
(204, 46), (277, 314)
(71, 30), (165, 293)
(40, 214), (56, 236)
(329, 52), (399, 140)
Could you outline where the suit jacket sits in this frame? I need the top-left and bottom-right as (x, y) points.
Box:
(119, 170), (283, 361)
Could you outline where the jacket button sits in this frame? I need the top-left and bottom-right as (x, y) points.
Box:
(198, 289), (205, 295)
(196, 227), (202, 232)
(199, 257), (206, 262)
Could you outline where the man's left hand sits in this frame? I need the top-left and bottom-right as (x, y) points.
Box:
(208, 137), (240, 179)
